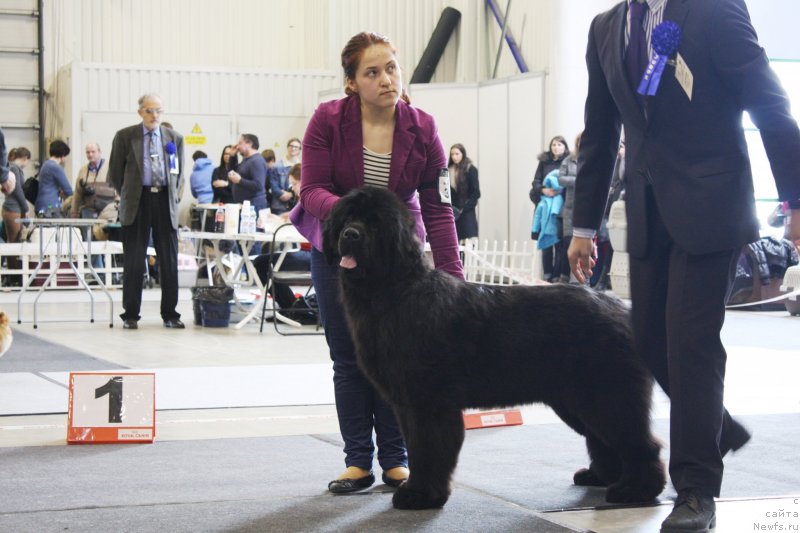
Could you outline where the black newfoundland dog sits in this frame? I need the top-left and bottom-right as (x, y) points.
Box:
(323, 187), (665, 510)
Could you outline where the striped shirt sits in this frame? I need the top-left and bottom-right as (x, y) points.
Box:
(626, 0), (667, 60)
(363, 147), (391, 189)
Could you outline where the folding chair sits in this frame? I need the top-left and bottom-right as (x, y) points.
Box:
(259, 223), (322, 335)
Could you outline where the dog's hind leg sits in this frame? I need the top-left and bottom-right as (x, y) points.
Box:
(577, 398), (665, 503)
(391, 406), (464, 510)
(550, 403), (621, 488)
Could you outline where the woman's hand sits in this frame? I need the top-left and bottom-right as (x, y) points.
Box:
(542, 188), (558, 197)
(212, 179), (229, 188)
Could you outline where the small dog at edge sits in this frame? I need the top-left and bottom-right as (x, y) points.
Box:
(323, 187), (666, 510)
(0, 312), (13, 357)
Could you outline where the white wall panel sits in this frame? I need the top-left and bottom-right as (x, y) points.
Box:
(477, 80), (508, 244)
(508, 73), (544, 245)
(409, 83), (479, 166)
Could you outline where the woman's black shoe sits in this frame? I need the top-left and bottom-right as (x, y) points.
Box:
(381, 472), (407, 488)
(327, 472), (375, 494)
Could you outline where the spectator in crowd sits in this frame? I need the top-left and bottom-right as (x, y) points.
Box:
(211, 145), (236, 204)
(0, 128), (15, 196)
(35, 140), (73, 215)
(555, 132), (582, 283)
(71, 143), (118, 219)
(290, 31), (463, 493)
(253, 163), (313, 322)
(268, 148), (293, 215)
(274, 138), (301, 210)
(261, 148), (276, 208)
(108, 93), (185, 330)
(2, 147), (31, 244)
(530, 135), (569, 281)
(227, 134), (268, 213)
(189, 150), (214, 204)
(1, 147), (31, 285)
(448, 143), (480, 245)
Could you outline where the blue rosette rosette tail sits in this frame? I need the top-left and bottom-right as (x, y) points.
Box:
(637, 20), (682, 96)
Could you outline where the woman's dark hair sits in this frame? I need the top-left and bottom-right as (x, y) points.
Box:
(341, 32), (411, 105)
(49, 139), (70, 158)
(447, 143), (473, 188)
(218, 145), (238, 173)
(538, 135), (569, 162)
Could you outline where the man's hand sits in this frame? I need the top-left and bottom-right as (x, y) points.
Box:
(227, 170), (241, 184)
(279, 191), (292, 202)
(790, 208), (800, 255)
(568, 236), (596, 285)
(1, 171), (16, 194)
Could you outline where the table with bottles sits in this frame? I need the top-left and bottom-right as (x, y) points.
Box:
(183, 214), (307, 329)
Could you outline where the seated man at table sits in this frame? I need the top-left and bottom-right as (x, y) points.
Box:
(252, 166), (315, 324)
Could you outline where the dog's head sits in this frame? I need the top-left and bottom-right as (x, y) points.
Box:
(323, 187), (424, 284)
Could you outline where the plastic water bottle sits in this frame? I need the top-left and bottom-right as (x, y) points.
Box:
(240, 201), (252, 234)
(214, 205), (225, 233)
(249, 205), (258, 233)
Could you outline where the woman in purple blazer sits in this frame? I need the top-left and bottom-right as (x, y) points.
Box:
(290, 32), (463, 493)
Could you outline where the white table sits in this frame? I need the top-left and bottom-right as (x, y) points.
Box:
(184, 224), (307, 329)
(16, 218), (115, 328)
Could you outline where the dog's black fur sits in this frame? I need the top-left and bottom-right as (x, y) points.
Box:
(323, 187), (665, 510)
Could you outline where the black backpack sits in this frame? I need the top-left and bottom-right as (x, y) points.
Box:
(22, 175), (38, 204)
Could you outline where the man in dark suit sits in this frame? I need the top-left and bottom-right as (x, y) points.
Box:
(109, 94), (185, 330)
(569, 1), (800, 532)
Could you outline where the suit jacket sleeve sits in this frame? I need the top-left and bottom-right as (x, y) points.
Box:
(573, 14), (623, 232)
(108, 129), (128, 193)
(711, 0), (800, 204)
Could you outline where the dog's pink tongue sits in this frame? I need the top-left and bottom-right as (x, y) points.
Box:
(340, 255), (358, 269)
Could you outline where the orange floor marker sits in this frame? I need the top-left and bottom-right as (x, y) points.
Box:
(463, 408), (523, 430)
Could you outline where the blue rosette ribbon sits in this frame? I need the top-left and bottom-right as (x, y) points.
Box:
(637, 20), (682, 96)
(165, 141), (179, 173)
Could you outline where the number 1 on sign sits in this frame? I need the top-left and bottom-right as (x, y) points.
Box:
(95, 376), (123, 423)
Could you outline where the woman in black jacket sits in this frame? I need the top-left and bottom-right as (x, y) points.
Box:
(211, 145), (237, 204)
(448, 143), (480, 243)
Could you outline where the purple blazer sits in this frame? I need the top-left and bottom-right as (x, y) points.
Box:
(290, 95), (464, 279)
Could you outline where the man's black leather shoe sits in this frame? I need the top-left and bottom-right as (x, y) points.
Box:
(661, 489), (716, 533)
(327, 472), (375, 494)
(163, 318), (185, 329)
(123, 319), (138, 330)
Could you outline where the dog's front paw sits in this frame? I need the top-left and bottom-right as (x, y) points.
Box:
(392, 483), (449, 510)
(573, 467), (608, 487)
